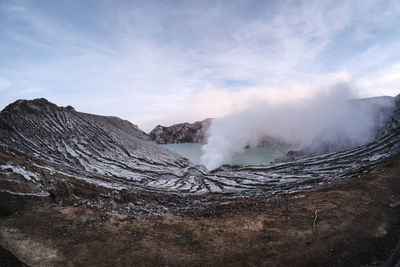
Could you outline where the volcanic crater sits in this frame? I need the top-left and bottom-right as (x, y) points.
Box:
(1, 96), (400, 266)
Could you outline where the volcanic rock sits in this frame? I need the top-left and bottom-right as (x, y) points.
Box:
(149, 118), (212, 144)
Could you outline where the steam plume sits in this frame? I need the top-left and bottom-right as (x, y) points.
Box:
(201, 83), (393, 169)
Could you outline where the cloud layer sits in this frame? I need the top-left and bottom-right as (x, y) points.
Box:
(0, 0), (399, 131)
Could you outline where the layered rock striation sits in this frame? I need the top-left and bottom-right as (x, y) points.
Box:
(0, 97), (399, 209)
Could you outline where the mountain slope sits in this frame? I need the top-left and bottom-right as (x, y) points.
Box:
(0, 98), (191, 176)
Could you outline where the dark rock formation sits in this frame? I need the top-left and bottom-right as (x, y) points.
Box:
(149, 118), (212, 144)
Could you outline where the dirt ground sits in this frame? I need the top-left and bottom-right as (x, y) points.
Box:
(1, 156), (400, 266)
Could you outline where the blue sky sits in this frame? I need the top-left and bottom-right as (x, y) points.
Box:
(1, 0), (400, 131)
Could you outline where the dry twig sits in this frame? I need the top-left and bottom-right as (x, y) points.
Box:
(313, 210), (318, 233)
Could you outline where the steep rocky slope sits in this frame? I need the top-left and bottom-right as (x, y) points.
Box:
(0, 99), (196, 194)
(1, 97), (400, 266)
(0, 98), (189, 169)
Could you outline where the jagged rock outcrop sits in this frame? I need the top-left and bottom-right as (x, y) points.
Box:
(149, 118), (212, 144)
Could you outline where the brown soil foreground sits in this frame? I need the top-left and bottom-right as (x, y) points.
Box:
(1, 157), (400, 266)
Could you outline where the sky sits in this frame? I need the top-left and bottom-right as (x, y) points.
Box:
(0, 0), (400, 132)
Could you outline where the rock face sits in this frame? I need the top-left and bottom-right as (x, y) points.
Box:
(1, 97), (400, 266)
(149, 118), (212, 144)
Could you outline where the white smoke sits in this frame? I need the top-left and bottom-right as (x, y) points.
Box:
(200, 83), (392, 169)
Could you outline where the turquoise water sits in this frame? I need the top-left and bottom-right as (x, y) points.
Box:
(163, 143), (281, 165)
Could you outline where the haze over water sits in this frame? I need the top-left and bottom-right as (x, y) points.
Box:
(163, 143), (281, 166)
